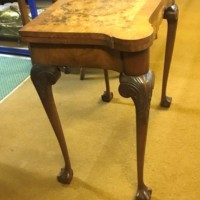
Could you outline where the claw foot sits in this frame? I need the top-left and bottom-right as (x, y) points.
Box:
(101, 91), (113, 102)
(160, 96), (172, 108)
(57, 168), (73, 184)
(136, 185), (152, 200)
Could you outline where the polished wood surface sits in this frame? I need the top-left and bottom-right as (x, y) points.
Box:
(19, 1), (178, 199)
(20, 0), (173, 51)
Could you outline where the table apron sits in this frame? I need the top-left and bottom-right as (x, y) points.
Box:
(30, 43), (150, 76)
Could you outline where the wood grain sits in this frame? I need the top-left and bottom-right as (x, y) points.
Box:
(20, 0), (174, 51)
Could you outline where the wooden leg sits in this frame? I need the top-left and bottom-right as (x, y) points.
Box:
(31, 64), (73, 184)
(160, 3), (179, 107)
(101, 69), (113, 102)
(119, 70), (154, 200)
(80, 67), (113, 102)
(80, 67), (85, 80)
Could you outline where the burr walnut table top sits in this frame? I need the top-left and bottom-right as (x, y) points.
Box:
(20, 0), (173, 52)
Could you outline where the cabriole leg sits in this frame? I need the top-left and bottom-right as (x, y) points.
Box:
(119, 71), (154, 200)
(161, 3), (179, 107)
(31, 64), (73, 184)
(101, 69), (113, 102)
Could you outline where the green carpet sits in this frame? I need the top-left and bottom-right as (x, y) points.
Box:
(0, 54), (32, 102)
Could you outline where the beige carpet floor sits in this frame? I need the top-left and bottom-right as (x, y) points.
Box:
(0, 0), (200, 199)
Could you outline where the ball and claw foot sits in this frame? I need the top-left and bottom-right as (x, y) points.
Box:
(136, 185), (152, 200)
(101, 91), (113, 102)
(57, 168), (73, 184)
(160, 96), (172, 108)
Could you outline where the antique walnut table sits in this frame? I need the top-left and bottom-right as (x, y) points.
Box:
(19, 0), (178, 199)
